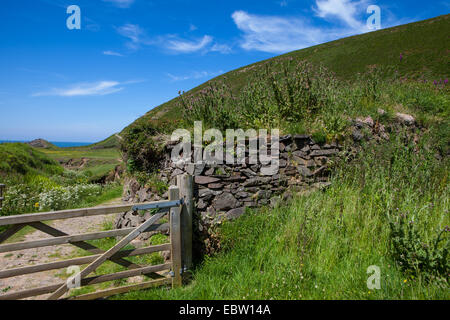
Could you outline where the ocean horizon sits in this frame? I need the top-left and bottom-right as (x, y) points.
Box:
(0, 140), (93, 148)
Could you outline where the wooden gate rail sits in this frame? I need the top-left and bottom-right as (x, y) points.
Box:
(0, 178), (193, 300)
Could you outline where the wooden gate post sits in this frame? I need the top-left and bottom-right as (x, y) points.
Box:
(0, 184), (5, 211)
(169, 186), (182, 288)
(177, 174), (193, 272)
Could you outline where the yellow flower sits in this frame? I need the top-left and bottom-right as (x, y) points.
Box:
(403, 279), (407, 283)
(34, 202), (39, 208)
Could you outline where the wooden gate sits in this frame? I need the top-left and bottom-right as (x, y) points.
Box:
(0, 175), (194, 300)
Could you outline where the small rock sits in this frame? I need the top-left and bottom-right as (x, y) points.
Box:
(363, 116), (374, 127)
(225, 207), (245, 220)
(352, 129), (364, 142)
(270, 196), (281, 208)
(235, 191), (249, 199)
(261, 165), (279, 176)
(312, 182), (332, 190)
(208, 183), (224, 189)
(213, 192), (238, 211)
(171, 168), (184, 177)
(198, 188), (222, 201)
(197, 198), (208, 210)
(297, 166), (313, 177)
(396, 113), (415, 126)
(186, 163), (206, 176)
(195, 176), (221, 185)
(255, 190), (272, 200)
(310, 149), (339, 157)
(314, 156), (328, 166)
(161, 250), (171, 262)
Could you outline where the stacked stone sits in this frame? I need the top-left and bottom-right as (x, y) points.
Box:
(118, 134), (341, 230)
(117, 112), (422, 253)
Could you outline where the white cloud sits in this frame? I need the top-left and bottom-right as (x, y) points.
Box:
(115, 24), (231, 55)
(314, 0), (367, 30)
(116, 24), (146, 50)
(232, 10), (329, 53)
(167, 70), (224, 82)
(232, 1), (374, 54)
(102, 0), (135, 8)
(33, 81), (125, 97)
(163, 36), (232, 54)
(166, 35), (213, 53)
(103, 50), (123, 57)
(189, 24), (198, 31)
(211, 43), (233, 54)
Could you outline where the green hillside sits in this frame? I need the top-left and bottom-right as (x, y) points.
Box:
(124, 14), (449, 132)
(0, 143), (63, 176)
(88, 134), (121, 150)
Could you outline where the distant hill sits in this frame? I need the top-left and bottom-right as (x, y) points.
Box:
(27, 139), (58, 150)
(88, 134), (121, 150)
(122, 14), (449, 133)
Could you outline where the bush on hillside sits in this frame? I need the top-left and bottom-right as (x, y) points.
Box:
(120, 121), (166, 173)
(180, 60), (339, 130)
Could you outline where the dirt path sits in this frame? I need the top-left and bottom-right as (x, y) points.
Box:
(0, 198), (123, 300)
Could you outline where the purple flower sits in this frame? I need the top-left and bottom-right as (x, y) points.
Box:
(434, 80), (438, 85)
(444, 79), (448, 85)
(399, 53), (403, 61)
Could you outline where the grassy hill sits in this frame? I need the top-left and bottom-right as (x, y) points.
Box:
(0, 143), (63, 177)
(88, 134), (121, 150)
(123, 14), (449, 132)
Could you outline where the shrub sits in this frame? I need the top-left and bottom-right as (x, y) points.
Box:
(38, 184), (103, 211)
(120, 121), (165, 173)
(179, 81), (241, 131)
(134, 171), (168, 196)
(389, 212), (449, 282)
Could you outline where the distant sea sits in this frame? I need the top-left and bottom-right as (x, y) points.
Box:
(0, 140), (92, 148)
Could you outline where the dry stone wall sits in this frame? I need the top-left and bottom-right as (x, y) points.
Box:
(116, 111), (421, 255)
(118, 134), (343, 232)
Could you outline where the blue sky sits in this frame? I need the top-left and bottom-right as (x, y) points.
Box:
(0, 0), (448, 142)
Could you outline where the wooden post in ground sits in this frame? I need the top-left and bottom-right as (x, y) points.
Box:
(177, 174), (194, 272)
(0, 184), (4, 211)
(169, 186), (182, 288)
